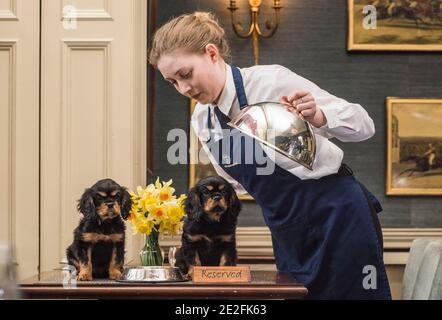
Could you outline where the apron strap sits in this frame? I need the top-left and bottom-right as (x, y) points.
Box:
(206, 107), (214, 143)
(231, 65), (248, 109)
(206, 65), (248, 140)
(207, 107), (213, 130)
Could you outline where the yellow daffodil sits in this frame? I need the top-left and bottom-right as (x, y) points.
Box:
(128, 178), (186, 236)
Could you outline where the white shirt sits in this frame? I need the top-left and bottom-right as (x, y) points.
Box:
(191, 64), (375, 194)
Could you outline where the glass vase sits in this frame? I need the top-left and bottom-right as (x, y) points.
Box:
(139, 230), (163, 266)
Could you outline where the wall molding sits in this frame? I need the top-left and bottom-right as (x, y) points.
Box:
(0, 40), (17, 262)
(161, 227), (442, 265)
(0, 0), (18, 20)
(382, 228), (442, 249)
(126, 0), (147, 261)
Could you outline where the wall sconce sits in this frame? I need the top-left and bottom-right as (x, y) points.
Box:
(228, 0), (282, 65)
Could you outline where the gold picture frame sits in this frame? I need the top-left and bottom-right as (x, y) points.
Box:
(189, 99), (254, 200)
(348, 0), (442, 51)
(386, 97), (442, 195)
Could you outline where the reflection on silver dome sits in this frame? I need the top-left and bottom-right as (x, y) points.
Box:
(228, 101), (316, 170)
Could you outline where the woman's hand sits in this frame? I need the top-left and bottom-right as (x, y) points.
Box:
(280, 91), (327, 128)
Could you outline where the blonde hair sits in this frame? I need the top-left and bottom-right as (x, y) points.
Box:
(148, 12), (231, 67)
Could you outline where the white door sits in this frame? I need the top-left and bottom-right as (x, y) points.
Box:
(0, 0), (40, 279)
(40, 0), (147, 273)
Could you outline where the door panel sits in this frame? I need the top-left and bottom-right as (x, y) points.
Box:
(40, 0), (146, 273)
(0, 0), (40, 279)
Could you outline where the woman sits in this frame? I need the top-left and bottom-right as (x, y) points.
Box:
(149, 12), (391, 300)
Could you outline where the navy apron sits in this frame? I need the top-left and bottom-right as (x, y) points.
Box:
(204, 65), (391, 300)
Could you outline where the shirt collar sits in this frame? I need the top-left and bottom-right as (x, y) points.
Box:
(211, 64), (235, 116)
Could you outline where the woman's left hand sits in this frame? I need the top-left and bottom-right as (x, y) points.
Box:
(280, 91), (327, 128)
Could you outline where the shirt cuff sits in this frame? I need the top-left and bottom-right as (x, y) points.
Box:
(319, 106), (339, 129)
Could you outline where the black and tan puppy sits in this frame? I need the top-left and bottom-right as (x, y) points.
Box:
(175, 176), (241, 276)
(66, 178), (131, 280)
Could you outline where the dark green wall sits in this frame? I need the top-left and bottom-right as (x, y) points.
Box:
(151, 0), (442, 228)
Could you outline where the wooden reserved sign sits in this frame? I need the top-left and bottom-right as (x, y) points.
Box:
(192, 266), (251, 283)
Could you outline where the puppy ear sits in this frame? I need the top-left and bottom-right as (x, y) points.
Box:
(77, 188), (95, 219)
(120, 188), (132, 220)
(228, 188), (242, 219)
(185, 186), (203, 221)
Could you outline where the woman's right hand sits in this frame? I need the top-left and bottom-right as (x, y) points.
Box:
(280, 91), (327, 128)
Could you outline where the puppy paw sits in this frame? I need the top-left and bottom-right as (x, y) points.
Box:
(184, 265), (195, 280)
(183, 273), (192, 280)
(77, 271), (92, 281)
(108, 268), (123, 280)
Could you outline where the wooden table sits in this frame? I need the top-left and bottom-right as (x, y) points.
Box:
(20, 270), (308, 299)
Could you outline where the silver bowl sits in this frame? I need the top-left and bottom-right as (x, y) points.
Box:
(116, 266), (189, 283)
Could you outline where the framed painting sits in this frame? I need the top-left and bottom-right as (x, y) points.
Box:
(386, 98), (442, 195)
(348, 0), (442, 51)
(188, 99), (254, 200)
